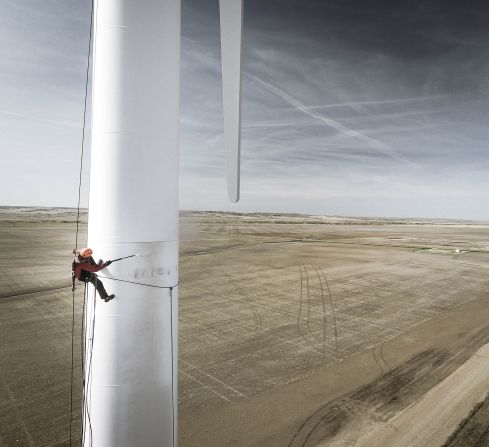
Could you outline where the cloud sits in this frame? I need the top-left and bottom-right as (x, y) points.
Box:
(2, 0), (489, 219)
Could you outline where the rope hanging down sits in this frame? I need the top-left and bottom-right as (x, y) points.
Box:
(75, 0), (94, 251)
(70, 0), (94, 445)
(81, 284), (97, 447)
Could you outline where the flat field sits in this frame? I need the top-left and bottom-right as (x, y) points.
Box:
(1, 207), (489, 446)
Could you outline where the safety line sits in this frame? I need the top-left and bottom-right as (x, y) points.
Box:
(170, 288), (176, 447)
(80, 284), (88, 447)
(75, 0), (94, 251)
(69, 284), (76, 446)
(89, 285), (97, 446)
(71, 0), (94, 445)
(81, 284), (97, 446)
(97, 275), (179, 290)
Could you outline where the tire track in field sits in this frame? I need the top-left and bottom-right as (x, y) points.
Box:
(297, 263), (341, 357)
(310, 265), (329, 356)
(297, 264), (334, 355)
(316, 265), (340, 358)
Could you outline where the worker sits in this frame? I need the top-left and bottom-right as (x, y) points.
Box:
(72, 247), (115, 302)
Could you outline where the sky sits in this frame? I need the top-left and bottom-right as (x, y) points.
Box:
(1, 0), (489, 219)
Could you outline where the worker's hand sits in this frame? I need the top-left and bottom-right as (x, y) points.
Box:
(105, 260), (112, 266)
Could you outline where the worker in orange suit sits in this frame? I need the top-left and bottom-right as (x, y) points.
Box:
(72, 247), (115, 302)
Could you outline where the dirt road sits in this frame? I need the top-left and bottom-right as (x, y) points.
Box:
(354, 343), (489, 447)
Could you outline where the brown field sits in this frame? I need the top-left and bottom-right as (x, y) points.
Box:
(1, 207), (489, 446)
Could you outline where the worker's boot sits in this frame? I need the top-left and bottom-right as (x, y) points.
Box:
(104, 294), (115, 302)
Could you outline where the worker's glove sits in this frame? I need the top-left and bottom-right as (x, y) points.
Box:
(105, 260), (112, 266)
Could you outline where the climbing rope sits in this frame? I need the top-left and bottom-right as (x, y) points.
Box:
(170, 287), (176, 447)
(97, 275), (179, 290)
(70, 0), (94, 445)
(75, 0), (94, 250)
(82, 285), (97, 447)
(80, 284), (87, 446)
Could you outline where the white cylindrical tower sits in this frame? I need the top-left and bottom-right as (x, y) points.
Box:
(84, 0), (180, 445)
(83, 0), (243, 445)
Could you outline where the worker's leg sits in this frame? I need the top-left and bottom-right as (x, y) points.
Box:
(87, 273), (109, 300)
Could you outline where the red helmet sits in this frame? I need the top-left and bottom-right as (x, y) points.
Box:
(79, 247), (93, 259)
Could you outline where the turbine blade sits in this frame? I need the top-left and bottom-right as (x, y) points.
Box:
(219, 0), (243, 203)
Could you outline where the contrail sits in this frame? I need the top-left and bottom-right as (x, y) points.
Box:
(304, 94), (447, 111)
(244, 104), (449, 129)
(244, 120), (318, 129)
(248, 74), (415, 165)
(338, 107), (453, 123)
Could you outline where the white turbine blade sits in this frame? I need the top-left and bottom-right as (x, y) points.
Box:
(219, 0), (243, 203)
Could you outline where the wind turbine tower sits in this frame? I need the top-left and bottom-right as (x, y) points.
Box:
(83, 0), (243, 445)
